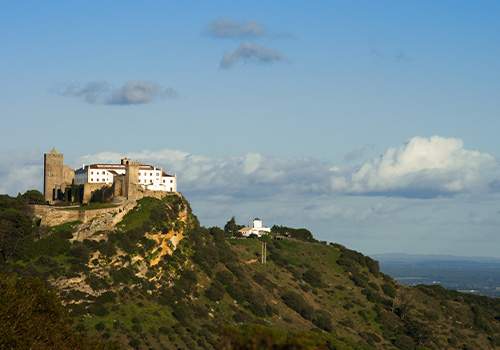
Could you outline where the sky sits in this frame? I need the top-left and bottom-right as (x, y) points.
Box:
(1, 1), (500, 258)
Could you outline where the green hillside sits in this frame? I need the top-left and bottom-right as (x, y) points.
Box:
(1, 192), (500, 349)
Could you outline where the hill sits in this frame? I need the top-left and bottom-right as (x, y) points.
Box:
(2, 192), (500, 349)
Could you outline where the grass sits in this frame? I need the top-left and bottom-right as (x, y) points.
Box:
(52, 220), (82, 233)
(58, 202), (119, 211)
(116, 197), (162, 231)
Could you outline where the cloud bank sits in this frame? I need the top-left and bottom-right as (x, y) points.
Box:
(1, 137), (497, 200)
(73, 136), (497, 199)
(57, 80), (178, 105)
(0, 148), (42, 196)
(220, 41), (289, 69)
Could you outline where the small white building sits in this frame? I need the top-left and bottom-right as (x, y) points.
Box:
(74, 159), (177, 192)
(238, 218), (271, 237)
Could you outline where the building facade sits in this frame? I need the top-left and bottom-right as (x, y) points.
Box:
(43, 149), (177, 204)
(74, 158), (176, 193)
(238, 218), (271, 237)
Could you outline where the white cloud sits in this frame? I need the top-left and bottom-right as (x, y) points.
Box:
(220, 41), (289, 69)
(341, 136), (497, 196)
(0, 148), (42, 196)
(1, 136), (497, 200)
(72, 136), (498, 200)
(56, 80), (178, 105)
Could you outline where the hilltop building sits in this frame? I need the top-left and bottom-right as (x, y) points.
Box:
(43, 148), (177, 204)
(238, 218), (271, 237)
(74, 158), (176, 192)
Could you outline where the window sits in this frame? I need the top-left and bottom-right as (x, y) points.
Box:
(156, 172), (159, 176)
(170, 180), (173, 183)
(91, 171), (93, 175)
(163, 180), (165, 183)
(150, 173), (152, 176)
(91, 178), (93, 182)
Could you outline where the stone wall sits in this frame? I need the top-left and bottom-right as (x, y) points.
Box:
(82, 182), (106, 204)
(63, 165), (75, 184)
(135, 186), (181, 201)
(114, 174), (125, 197)
(33, 200), (131, 228)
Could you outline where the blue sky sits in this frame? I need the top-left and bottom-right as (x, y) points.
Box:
(1, 1), (500, 257)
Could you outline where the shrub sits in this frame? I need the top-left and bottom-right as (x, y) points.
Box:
(85, 274), (110, 291)
(55, 229), (74, 240)
(365, 257), (380, 276)
(205, 280), (225, 302)
(95, 291), (116, 304)
(132, 324), (143, 333)
(94, 322), (105, 333)
(226, 283), (246, 304)
(281, 291), (314, 320)
(22, 234), (71, 260)
(313, 309), (333, 331)
(271, 225), (316, 242)
(90, 185), (114, 203)
(66, 244), (90, 263)
(394, 334), (415, 350)
(382, 283), (397, 298)
(173, 305), (190, 325)
(98, 241), (117, 259)
(302, 268), (323, 288)
(176, 269), (198, 295)
(129, 338), (140, 349)
(109, 266), (135, 284)
(87, 304), (109, 317)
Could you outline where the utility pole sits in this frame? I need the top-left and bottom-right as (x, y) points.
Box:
(261, 241), (267, 264)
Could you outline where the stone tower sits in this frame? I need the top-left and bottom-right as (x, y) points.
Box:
(124, 159), (139, 200)
(44, 148), (64, 203)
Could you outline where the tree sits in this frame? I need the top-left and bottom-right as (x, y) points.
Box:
(22, 190), (46, 205)
(392, 290), (413, 321)
(0, 273), (119, 349)
(0, 208), (34, 262)
(224, 216), (243, 236)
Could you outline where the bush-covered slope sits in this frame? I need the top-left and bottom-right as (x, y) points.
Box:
(2, 192), (500, 349)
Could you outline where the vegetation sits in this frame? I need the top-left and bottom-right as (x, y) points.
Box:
(1, 191), (500, 349)
(0, 273), (119, 350)
(271, 224), (316, 242)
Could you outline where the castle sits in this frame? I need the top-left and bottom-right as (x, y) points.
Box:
(44, 148), (177, 204)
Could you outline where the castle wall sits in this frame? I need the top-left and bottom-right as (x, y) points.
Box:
(63, 165), (75, 184)
(82, 182), (107, 204)
(113, 174), (125, 197)
(33, 200), (131, 228)
(135, 187), (181, 201)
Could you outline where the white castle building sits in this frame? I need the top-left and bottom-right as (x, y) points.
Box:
(238, 218), (271, 237)
(74, 158), (177, 192)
